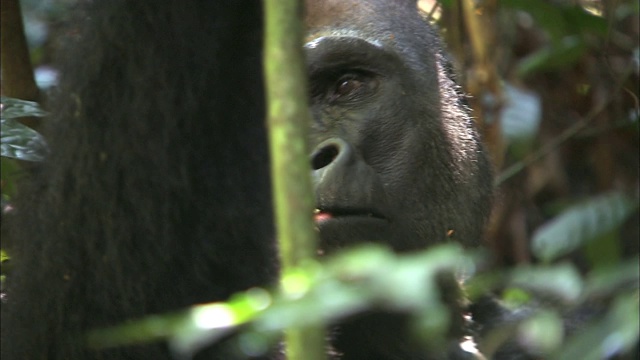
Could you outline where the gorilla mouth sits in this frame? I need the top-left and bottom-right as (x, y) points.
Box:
(314, 208), (386, 223)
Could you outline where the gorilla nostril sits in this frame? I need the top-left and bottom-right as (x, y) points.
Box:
(312, 144), (340, 170)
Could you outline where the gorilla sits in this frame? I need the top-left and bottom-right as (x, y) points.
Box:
(1, 0), (493, 359)
(306, 1), (492, 358)
(307, 1), (491, 252)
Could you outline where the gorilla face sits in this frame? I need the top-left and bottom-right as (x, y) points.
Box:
(306, 0), (492, 253)
(306, 35), (441, 252)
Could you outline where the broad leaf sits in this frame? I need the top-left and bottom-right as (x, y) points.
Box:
(532, 192), (638, 262)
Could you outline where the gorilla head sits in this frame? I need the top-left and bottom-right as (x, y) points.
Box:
(302, 1), (493, 358)
(306, 0), (492, 252)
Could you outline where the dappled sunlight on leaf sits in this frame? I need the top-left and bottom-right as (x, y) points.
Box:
(88, 243), (480, 357)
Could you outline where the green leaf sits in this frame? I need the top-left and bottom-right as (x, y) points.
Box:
(583, 258), (640, 298)
(532, 192), (638, 263)
(171, 288), (275, 357)
(1, 157), (20, 196)
(1, 119), (48, 161)
(0, 96), (48, 119)
(437, 0), (453, 9)
(88, 244), (478, 355)
(1, 97), (48, 161)
(553, 293), (640, 360)
(517, 36), (587, 77)
(584, 230), (621, 268)
(510, 264), (583, 302)
(563, 6), (608, 36)
(502, 1), (607, 40)
(501, 287), (532, 308)
(519, 310), (564, 353)
(501, 0), (568, 40)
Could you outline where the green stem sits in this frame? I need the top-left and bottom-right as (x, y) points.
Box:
(263, 1), (325, 359)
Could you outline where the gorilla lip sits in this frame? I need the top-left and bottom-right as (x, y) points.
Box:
(314, 210), (333, 223)
(314, 208), (385, 223)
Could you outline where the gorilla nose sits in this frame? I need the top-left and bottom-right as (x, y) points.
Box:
(311, 138), (352, 171)
(311, 138), (387, 215)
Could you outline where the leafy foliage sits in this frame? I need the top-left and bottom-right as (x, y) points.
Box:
(0, 96), (48, 162)
(532, 192), (639, 263)
(88, 244), (476, 356)
(87, 243), (639, 359)
(1, 96), (49, 279)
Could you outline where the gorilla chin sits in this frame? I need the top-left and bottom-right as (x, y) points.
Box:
(315, 216), (394, 251)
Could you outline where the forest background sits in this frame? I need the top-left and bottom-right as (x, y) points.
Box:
(1, 0), (638, 359)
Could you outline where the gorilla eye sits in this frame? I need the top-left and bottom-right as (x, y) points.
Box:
(328, 73), (375, 103)
(336, 77), (363, 96)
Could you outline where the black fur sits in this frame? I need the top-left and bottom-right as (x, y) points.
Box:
(2, 1), (277, 359)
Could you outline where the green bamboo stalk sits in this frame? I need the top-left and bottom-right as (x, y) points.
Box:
(263, 1), (325, 359)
